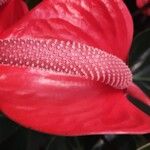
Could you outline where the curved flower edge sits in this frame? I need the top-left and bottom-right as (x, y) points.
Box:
(0, 0), (149, 136)
(0, 0), (133, 61)
(0, 65), (150, 136)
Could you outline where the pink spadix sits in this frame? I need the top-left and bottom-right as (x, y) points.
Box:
(0, 38), (149, 106)
(0, 38), (132, 89)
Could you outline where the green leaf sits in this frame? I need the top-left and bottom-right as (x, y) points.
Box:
(129, 29), (150, 96)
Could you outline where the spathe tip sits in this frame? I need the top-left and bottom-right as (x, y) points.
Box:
(127, 82), (150, 107)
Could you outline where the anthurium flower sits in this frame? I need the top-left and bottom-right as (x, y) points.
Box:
(0, 0), (28, 34)
(0, 0), (149, 136)
(136, 0), (150, 15)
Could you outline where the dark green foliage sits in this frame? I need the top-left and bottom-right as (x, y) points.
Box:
(127, 29), (150, 116)
(129, 29), (150, 96)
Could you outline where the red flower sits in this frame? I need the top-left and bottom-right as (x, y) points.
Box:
(0, 0), (28, 34)
(0, 0), (149, 136)
(136, 0), (150, 15)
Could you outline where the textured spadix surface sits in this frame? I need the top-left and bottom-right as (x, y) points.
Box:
(1, 0), (133, 61)
(0, 0), (150, 135)
(0, 38), (132, 89)
(0, 38), (150, 135)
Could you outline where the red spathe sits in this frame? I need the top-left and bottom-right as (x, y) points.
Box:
(0, 0), (28, 33)
(0, 0), (150, 135)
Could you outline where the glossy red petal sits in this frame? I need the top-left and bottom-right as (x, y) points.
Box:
(0, 66), (149, 135)
(0, 1), (148, 136)
(0, 0), (28, 34)
(0, 38), (149, 135)
(1, 0), (133, 61)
